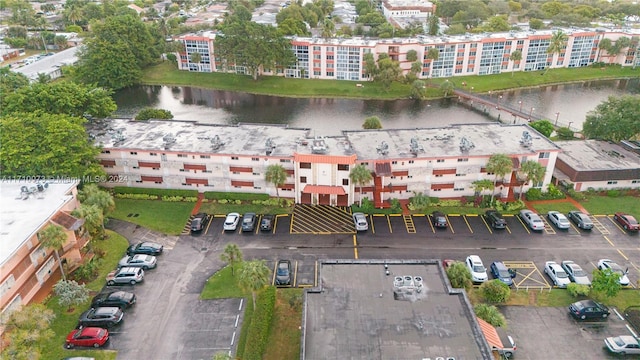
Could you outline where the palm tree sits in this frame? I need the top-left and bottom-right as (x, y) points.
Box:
(545, 30), (568, 74)
(631, 36), (639, 70)
(598, 38), (612, 63)
(320, 18), (335, 39)
(72, 204), (104, 240)
(471, 179), (493, 202)
(486, 154), (513, 203)
(349, 164), (372, 206)
(65, 5), (83, 25)
(220, 243), (243, 275)
(265, 164), (287, 200)
(190, 52), (201, 65)
(426, 47), (439, 81)
(509, 50), (522, 77)
(607, 37), (631, 64)
(38, 224), (68, 281)
(517, 160), (546, 200)
(79, 184), (115, 216)
(238, 260), (271, 310)
(440, 79), (454, 97)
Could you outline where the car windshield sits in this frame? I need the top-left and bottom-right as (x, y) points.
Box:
(573, 302), (585, 310)
(473, 265), (485, 272)
(556, 270), (568, 278)
(225, 217), (236, 224)
(573, 269), (586, 277)
(277, 266), (288, 275)
(629, 217), (639, 225)
(498, 270), (510, 278)
(243, 218), (252, 223)
(613, 337), (626, 347)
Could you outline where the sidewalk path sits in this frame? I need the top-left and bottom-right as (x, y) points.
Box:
(523, 197), (589, 213)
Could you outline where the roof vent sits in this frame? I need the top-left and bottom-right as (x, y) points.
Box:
(265, 138), (276, 156)
(211, 135), (225, 150)
(520, 131), (533, 148)
(410, 137), (424, 155)
(459, 137), (475, 152)
(111, 129), (126, 145)
(163, 134), (176, 149)
(311, 136), (328, 154)
(18, 181), (49, 200)
(377, 141), (389, 156)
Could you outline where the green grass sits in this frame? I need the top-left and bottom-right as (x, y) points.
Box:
(198, 201), (293, 216)
(476, 288), (640, 310)
(200, 265), (249, 299)
(263, 289), (303, 360)
(110, 199), (195, 235)
(531, 202), (579, 214)
(143, 62), (637, 100)
(41, 230), (128, 360)
(579, 195), (640, 218)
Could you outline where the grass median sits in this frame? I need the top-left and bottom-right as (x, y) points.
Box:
(110, 199), (195, 235)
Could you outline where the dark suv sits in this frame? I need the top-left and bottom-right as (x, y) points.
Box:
(275, 260), (291, 285)
(190, 213), (209, 233)
(242, 213), (257, 232)
(78, 307), (124, 328)
(431, 211), (448, 228)
(260, 214), (274, 232)
(486, 210), (507, 229)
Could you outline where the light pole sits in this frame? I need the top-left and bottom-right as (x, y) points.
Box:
(497, 95), (503, 110)
(568, 121), (573, 130)
(518, 100), (523, 112)
(529, 107), (535, 120)
(555, 112), (560, 126)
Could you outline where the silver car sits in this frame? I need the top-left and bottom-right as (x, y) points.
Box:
(118, 254), (157, 270)
(547, 211), (570, 229)
(519, 210), (545, 231)
(352, 212), (368, 231)
(544, 261), (571, 288)
(605, 335), (640, 355)
(567, 211), (594, 230)
(561, 260), (591, 286)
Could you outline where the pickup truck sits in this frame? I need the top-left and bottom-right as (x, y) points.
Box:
(477, 317), (517, 358)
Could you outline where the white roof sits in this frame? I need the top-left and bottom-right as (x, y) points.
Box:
(0, 180), (78, 266)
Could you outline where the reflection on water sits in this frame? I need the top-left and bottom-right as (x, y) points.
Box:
(112, 78), (638, 135)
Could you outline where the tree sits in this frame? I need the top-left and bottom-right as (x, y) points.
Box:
(479, 15), (511, 32)
(445, 261), (472, 290)
(471, 179), (493, 201)
(583, 95), (640, 142)
(265, 164), (287, 199)
(38, 224), (68, 281)
(509, 50), (522, 77)
(0, 67), (29, 98)
(529, 120), (554, 138)
(486, 154), (512, 203)
(72, 204), (104, 240)
(598, 38), (612, 63)
(320, 18), (335, 38)
(591, 268), (621, 299)
(349, 164), (372, 206)
(606, 36), (631, 64)
(363, 52), (378, 79)
(529, 18), (544, 30)
(78, 184), (115, 234)
(1, 304), (55, 360)
(0, 112), (104, 179)
(410, 79), (426, 99)
(190, 52), (202, 65)
(1, 82), (116, 118)
(406, 49), (417, 62)
(53, 279), (90, 312)
(440, 79), (454, 97)
(479, 280), (511, 303)
(220, 243), (243, 275)
(75, 14), (160, 89)
(474, 304), (506, 327)
(375, 57), (402, 91)
(426, 47), (439, 80)
(362, 116), (382, 129)
(135, 108), (174, 120)
(517, 160), (546, 200)
(545, 30), (568, 73)
(238, 259), (271, 310)
(428, 14), (439, 35)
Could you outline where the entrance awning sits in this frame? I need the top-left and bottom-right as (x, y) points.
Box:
(375, 162), (392, 176)
(302, 185), (346, 195)
(476, 317), (503, 350)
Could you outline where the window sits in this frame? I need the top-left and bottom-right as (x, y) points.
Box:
(361, 162), (369, 166)
(433, 188), (442, 192)
(300, 176), (307, 183)
(632, 180), (639, 184)
(0, 275), (15, 298)
(252, 172), (260, 176)
(200, 155), (210, 159)
(280, 159), (291, 163)
(326, 71), (334, 76)
(30, 245), (47, 266)
(102, 150), (111, 154)
(607, 181), (618, 185)
(538, 152), (550, 159)
(177, 154), (187, 158)
(254, 186), (261, 190)
(130, 151), (137, 155)
(408, 160), (414, 164)
(132, 166), (139, 169)
(36, 256), (55, 284)
(252, 157), (259, 161)
(435, 174), (443, 177)
(300, 162), (311, 169)
(436, 159), (445, 163)
(342, 179), (349, 185)
(454, 187), (465, 191)
(231, 156), (239, 160)
(337, 164), (349, 171)
(457, 158), (469, 162)
(455, 173), (466, 177)
(150, 153), (157, 156)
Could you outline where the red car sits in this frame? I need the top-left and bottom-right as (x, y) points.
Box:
(65, 327), (109, 348)
(613, 212), (640, 232)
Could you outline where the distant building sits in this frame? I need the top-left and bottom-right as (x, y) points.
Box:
(0, 180), (89, 322)
(89, 119), (560, 206)
(0, 45), (24, 63)
(381, 0), (436, 29)
(553, 140), (640, 191)
(12, 46), (80, 82)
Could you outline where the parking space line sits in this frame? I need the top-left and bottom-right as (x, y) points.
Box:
(274, 214), (287, 234)
(479, 214), (493, 234)
(607, 216), (628, 235)
(617, 249), (629, 261)
(631, 261), (640, 272)
(293, 260), (298, 287)
(446, 215), (455, 234)
(515, 215), (531, 234)
(590, 215), (610, 235)
(204, 216), (213, 234)
(462, 215), (473, 234)
(403, 215), (416, 234)
(255, 215), (261, 234)
(541, 216), (556, 235)
(289, 212), (295, 233)
(271, 262), (277, 286)
(369, 214), (375, 233)
(353, 235), (358, 259)
(427, 215), (435, 233)
(315, 260), (318, 287)
(386, 215), (393, 233)
(604, 235), (615, 247)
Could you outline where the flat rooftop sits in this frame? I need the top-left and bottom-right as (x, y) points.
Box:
(554, 140), (640, 171)
(0, 180), (78, 266)
(13, 46), (80, 80)
(303, 260), (491, 360)
(344, 123), (560, 160)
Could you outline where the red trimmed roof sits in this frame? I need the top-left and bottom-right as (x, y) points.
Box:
(476, 317), (503, 350)
(294, 153), (357, 165)
(302, 185), (346, 195)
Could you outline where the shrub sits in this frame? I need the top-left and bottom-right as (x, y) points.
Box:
(607, 189), (621, 197)
(474, 304), (506, 327)
(72, 257), (101, 282)
(567, 283), (590, 297)
(556, 127), (574, 139)
(445, 262), (472, 291)
(241, 287), (276, 360)
(353, 198), (375, 213)
(480, 280), (511, 303)
(525, 188), (543, 201)
(204, 192), (270, 201)
(390, 198), (402, 213)
(408, 192), (430, 211)
(113, 187), (198, 198)
(567, 189), (587, 201)
(135, 108), (174, 120)
(115, 193), (159, 200)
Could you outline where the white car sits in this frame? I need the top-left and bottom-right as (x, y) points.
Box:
(352, 212), (368, 231)
(560, 260), (591, 286)
(597, 259), (630, 286)
(605, 335), (640, 355)
(519, 210), (545, 231)
(547, 211), (570, 229)
(544, 261), (571, 288)
(466, 255), (488, 283)
(118, 254), (157, 270)
(223, 212), (241, 231)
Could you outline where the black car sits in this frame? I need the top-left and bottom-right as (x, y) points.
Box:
(78, 307), (124, 328)
(242, 212), (257, 232)
(432, 211), (448, 228)
(485, 210), (507, 229)
(127, 241), (163, 256)
(190, 213), (210, 233)
(275, 260), (291, 285)
(260, 214), (274, 232)
(91, 291), (136, 309)
(569, 299), (610, 320)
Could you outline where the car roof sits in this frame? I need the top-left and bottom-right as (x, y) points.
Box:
(78, 327), (103, 336)
(492, 261), (507, 269)
(93, 307), (120, 315)
(468, 255), (482, 262)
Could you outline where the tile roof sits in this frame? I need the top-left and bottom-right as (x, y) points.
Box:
(302, 185), (346, 195)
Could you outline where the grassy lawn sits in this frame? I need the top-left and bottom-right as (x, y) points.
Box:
(198, 200), (294, 216)
(263, 289), (303, 360)
(143, 62), (637, 100)
(110, 199), (195, 235)
(200, 265), (248, 299)
(579, 195), (640, 218)
(531, 202), (579, 214)
(42, 230), (128, 360)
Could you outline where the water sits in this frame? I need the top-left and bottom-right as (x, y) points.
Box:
(112, 78), (639, 135)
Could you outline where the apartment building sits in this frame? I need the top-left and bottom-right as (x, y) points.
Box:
(90, 119), (560, 206)
(176, 28), (640, 80)
(1, 180), (87, 320)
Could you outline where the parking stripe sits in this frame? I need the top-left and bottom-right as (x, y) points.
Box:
(515, 215), (531, 234)
(480, 214), (493, 234)
(617, 249), (629, 261)
(386, 215), (393, 233)
(462, 215), (473, 233)
(446, 215), (455, 234)
(607, 216), (628, 234)
(353, 235), (358, 259)
(369, 214), (375, 234)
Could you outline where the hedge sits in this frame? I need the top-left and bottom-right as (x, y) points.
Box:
(204, 191), (270, 201)
(238, 287), (276, 360)
(112, 187), (198, 198)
